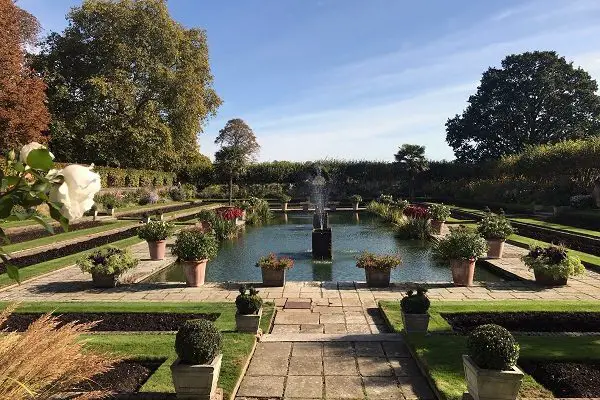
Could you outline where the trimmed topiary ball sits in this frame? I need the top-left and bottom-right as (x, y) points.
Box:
(235, 285), (263, 315)
(400, 288), (430, 314)
(175, 319), (222, 365)
(467, 324), (519, 370)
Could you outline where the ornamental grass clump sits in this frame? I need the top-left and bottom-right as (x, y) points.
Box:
(235, 285), (263, 315)
(175, 319), (222, 365)
(428, 203), (451, 222)
(400, 288), (430, 314)
(433, 226), (488, 261)
(395, 217), (432, 240)
(257, 253), (294, 270)
(467, 324), (519, 370)
(521, 244), (584, 280)
(356, 251), (402, 270)
(172, 229), (219, 261)
(137, 220), (174, 242)
(77, 246), (138, 276)
(477, 209), (515, 240)
(0, 305), (117, 400)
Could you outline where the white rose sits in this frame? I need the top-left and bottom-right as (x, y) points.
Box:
(50, 165), (101, 221)
(19, 142), (55, 164)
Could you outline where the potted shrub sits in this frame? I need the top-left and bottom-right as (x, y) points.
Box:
(137, 220), (174, 261)
(356, 251), (402, 288)
(235, 285), (263, 333)
(171, 319), (223, 400)
(434, 226), (488, 286)
(329, 201), (339, 211)
(463, 324), (523, 400)
(278, 193), (292, 211)
(477, 210), (514, 259)
(256, 253), (294, 286)
(400, 288), (430, 333)
(172, 229), (219, 287)
(428, 203), (451, 235)
(521, 244), (584, 286)
(77, 246), (139, 288)
(350, 194), (362, 211)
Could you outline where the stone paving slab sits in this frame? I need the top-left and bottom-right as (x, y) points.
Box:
(260, 333), (407, 342)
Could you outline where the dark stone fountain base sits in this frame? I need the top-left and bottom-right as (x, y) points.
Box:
(312, 228), (332, 260)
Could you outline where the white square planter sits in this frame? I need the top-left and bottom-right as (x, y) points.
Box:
(235, 307), (263, 333)
(171, 353), (222, 400)
(463, 355), (523, 400)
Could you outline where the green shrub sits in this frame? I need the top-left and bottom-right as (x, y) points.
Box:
(350, 194), (362, 203)
(172, 229), (219, 261)
(175, 319), (222, 365)
(356, 251), (402, 270)
(570, 194), (595, 209)
(477, 209), (515, 240)
(400, 288), (430, 314)
(256, 253), (294, 270)
(244, 197), (271, 225)
(433, 225), (488, 261)
(137, 221), (174, 242)
(521, 244), (585, 280)
(378, 194), (394, 204)
(77, 246), (138, 276)
(94, 192), (125, 209)
(235, 285), (263, 315)
(428, 203), (451, 221)
(467, 324), (519, 370)
(395, 217), (431, 240)
(277, 193), (292, 203)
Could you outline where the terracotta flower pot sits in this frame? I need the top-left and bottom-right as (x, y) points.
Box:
(182, 260), (208, 287)
(91, 272), (118, 288)
(365, 267), (391, 288)
(533, 269), (567, 286)
(261, 268), (286, 287)
(486, 239), (505, 259)
(431, 220), (445, 235)
(147, 240), (167, 260)
(450, 259), (475, 286)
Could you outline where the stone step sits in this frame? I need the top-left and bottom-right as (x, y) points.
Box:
(260, 333), (405, 342)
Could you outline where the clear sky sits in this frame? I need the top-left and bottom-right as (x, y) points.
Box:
(17, 0), (600, 162)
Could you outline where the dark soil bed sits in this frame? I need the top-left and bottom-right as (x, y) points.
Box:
(6, 220), (105, 244)
(74, 359), (164, 395)
(1, 312), (219, 331)
(441, 311), (600, 333)
(519, 359), (600, 397)
(121, 203), (198, 218)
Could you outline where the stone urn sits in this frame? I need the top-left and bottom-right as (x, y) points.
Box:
(302, 203), (310, 212)
(171, 353), (223, 400)
(282, 202), (288, 212)
(431, 220), (444, 235)
(261, 268), (286, 287)
(365, 267), (391, 288)
(486, 239), (505, 259)
(353, 202), (359, 211)
(147, 240), (167, 261)
(401, 312), (430, 333)
(91, 272), (118, 288)
(462, 355), (523, 400)
(235, 307), (263, 333)
(450, 259), (475, 286)
(182, 260), (208, 287)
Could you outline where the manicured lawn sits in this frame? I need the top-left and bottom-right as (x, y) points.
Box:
(115, 201), (187, 213)
(3, 220), (134, 253)
(380, 300), (600, 399)
(512, 217), (600, 237)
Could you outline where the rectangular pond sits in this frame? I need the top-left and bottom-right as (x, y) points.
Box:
(145, 212), (502, 283)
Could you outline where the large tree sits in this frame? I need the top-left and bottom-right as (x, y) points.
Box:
(214, 118), (260, 204)
(0, 0), (50, 155)
(394, 144), (428, 200)
(446, 51), (600, 163)
(31, 0), (221, 171)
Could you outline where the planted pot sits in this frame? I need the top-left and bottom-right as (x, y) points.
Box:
(401, 311), (430, 333)
(147, 240), (167, 260)
(107, 207), (115, 216)
(330, 203), (337, 212)
(431, 220), (444, 235)
(91, 272), (118, 288)
(282, 202), (288, 212)
(365, 267), (391, 288)
(171, 353), (222, 400)
(353, 202), (359, 211)
(533, 269), (567, 286)
(261, 268), (286, 287)
(182, 260), (208, 287)
(486, 239), (505, 259)
(462, 355), (523, 400)
(302, 203), (310, 212)
(235, 307), (263, 333)
(450, 259), (475, 286)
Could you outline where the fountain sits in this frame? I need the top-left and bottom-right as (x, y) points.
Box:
(311, 168), (332, 260)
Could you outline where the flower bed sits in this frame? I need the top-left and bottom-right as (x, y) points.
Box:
(519, 359), (600, 397)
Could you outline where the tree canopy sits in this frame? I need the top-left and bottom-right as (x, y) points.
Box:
(394, 144), (428, 200)
(446, 51), (600, 163)
(0, 0), (49, 155)
(31, 0), (221, 171)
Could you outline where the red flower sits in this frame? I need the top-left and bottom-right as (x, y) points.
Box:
(217, 207), (244, 220)
(403, 205), (431, 219)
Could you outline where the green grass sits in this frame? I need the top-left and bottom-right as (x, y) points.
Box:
(115, 201), (187, 213)
(512, 217), (600, 237)
(0, 236), (143, 288)
(3, 221), (134, 253)
(380, 300), (600, 400)
(0, 218), (45, 229)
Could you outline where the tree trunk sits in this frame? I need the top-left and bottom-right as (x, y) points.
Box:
(229, 176), (233, 205)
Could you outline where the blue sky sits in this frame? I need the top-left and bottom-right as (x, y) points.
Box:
(18, 0), (600, 162)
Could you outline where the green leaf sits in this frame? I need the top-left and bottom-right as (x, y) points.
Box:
(49, 203), (69, 232)
(5, 264), (20, 283)
(26, 149), (54, 170)
(0, 228), (9, 245)
(13, 162), (25, 173)
(32, 215), (54, 234)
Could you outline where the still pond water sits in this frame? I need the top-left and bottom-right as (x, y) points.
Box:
(146, 212), (501, 283)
